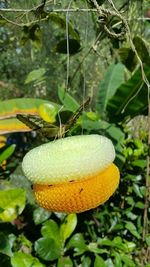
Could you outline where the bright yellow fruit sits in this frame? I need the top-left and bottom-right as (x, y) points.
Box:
(33, 164), (120, 213)
(22, 134), (115, 184)
(22, 134), (120, 213)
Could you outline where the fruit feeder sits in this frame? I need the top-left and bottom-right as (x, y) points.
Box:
(22, 134), (120, 213)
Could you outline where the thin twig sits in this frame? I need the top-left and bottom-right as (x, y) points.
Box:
(0, 8), (98, 13)
(1, 6), (150, 21)
(0, 6), (149, 28)
(0, 0), (53, 13)
(0, 12), (49, 27)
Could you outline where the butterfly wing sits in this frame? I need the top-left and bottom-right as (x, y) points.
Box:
(16, 114), (59, 138)
(16, 98), (90, 138)
(65, 97), (91, 131)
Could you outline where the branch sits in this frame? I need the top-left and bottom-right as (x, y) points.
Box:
(0, 7), (97, 13)
(91, 0), (127, 38)
(0, 4), (149, 28)
(0, 12), (50, 27)
(0, 0), (53, 13)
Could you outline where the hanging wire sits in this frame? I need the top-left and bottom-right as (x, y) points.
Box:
(81, 1), (90, 134)
(65, 0), (73, 91)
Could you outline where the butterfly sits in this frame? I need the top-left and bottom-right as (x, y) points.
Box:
(16, 97), (91, 139)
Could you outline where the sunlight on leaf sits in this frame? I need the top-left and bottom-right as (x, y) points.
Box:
(60, 214), (77, 243)
(0, 144), (16, 164)
(11, 252), (45, 267)
(0, 189), (26, 222)
(25, 68), (46, 84)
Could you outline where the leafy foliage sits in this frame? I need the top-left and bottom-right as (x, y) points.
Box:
(0, 189), (26, 222)
(0, 88), (148, 265)
(107, 66), (150, 121)
(96, 63), (125, 116)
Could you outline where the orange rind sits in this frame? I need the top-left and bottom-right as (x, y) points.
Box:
(33, 163), (120, 213)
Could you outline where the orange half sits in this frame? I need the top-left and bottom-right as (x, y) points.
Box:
(33, 163), (120, 213)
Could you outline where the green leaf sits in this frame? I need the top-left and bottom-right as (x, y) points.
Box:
(41, 220), (61, 245)
(87, 243), (108, 254)
(55, 39), (81, 54)
(0, 189), (26, 222)
(60, 214), (77, 242)
(67, 233), (87, 256)
(105, 258), (114, 267)
(113, 252), (122, 267)
(16, 234), (32, 252)
(121, 255), (135, 267)
(21, 24), (42, 49)
(132, 160), (146, 168)
(33, 207), (51, 225)
(94, 255), (107, 267)
(0, 144), (16, 164)
(113, 236), (123, 245)
(125, 211), (137, 220)
(58, 87), (79, 112)
(125, 222), (141, 239)
(119, 47), (137, 71)
(0, 98), (57, 119)
(135, 201), (145, 209)
(11, 252), (45, 267)
(98, 238), (113, 247)
(96, 63), (125, 115)
(107, 66), (150, 122)
(25, 68), (46, 84)
(0, 15), (7, 25)
(124, 240), (136, 252)
(34, 237), (61, 261)
(112, 237), (126, 251)
(0, 232), (15, 256)
(82, 256), (92, 267)
(146, 235), (150, 246)
(105, 124), (125, 166)
(29, 24), (42, 50)
(49, 13), (80, 40)
(39, 103), (58, 123)
(20, 26), (29, 46)
(0, 207), (4, 213)
(57, 256), (73, 267)
(133, 184), (143, 198)
(81, 117), (108, 131)
(105, 124), (125, 142)
(140, 186), (146, 197)
(133, 36), (150, 65)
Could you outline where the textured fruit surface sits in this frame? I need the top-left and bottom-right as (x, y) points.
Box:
(22, 134), (115, 184)
(33, 163), (120, 213)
